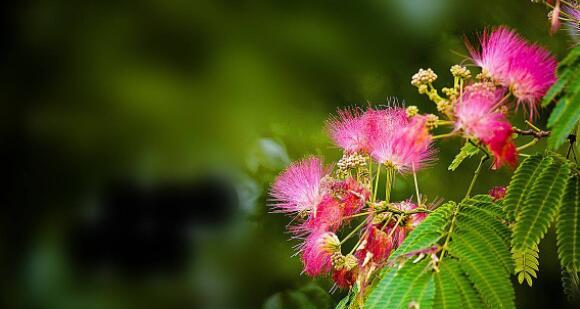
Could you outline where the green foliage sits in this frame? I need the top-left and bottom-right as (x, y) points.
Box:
(448, 142), (480, 171)
(512, 157), (570, 250)
(557, 171), (580, 270)
(561, 268), (580, 302)
(504, 154), (550, 221)
(389, 203), (455, 261)
(435, 260), (483, 309)
(366, 259), (435, 309)
(368, 197), (514, 309)
(513, 244), (540, 287)
(543, 45), (580, 149)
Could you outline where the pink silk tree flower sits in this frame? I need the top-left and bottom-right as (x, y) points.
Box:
(332, 267), (357, 289)
(300, 230), (340, 276)
(331, 177), (370, 217)
(362, 107), (409, 150)
(466, 26), (557, 118)
(301, 195), (344, 233)
(326, 107), (368, 153)
(356, 224), (394, 265)
(489, 186), (507, 201)
(455, 83), (517, 168)
(370, 113), (434, 173)
(269, 157), (329, 215)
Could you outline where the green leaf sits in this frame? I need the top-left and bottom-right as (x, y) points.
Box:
(504, 154), (550, 221)
(366, 260), (435, 309)
(542, 68), (573, 107)
(561, 267), (580, 302)
(547, 88), (580, 149)
(557, 172), (580, 270)
(435, 259), (484, 309)
(449, 234), (515, 309)
(512, 158), (571, 250)
(449, 142), (480, 171)
(513, 244), (540, 287)
(389, 202), (455, 261)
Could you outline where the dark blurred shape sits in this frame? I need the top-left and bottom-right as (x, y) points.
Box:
(69, 178), (237, 276)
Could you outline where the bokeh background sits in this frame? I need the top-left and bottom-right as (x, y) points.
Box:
(2, 0), (578, 308)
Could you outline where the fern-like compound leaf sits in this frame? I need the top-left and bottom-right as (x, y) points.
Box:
(436, 259), (484, 309)
(449, 234), (515, 309)
(504, 154), (549, 221)
(389, 202), (455, 261)
(449, 142), (479, 171)
(366, 259), (435, 309)
(557, 172), (580, 270)
(513, 244), (540, 287)
(512, 158), (570, 250)
(561, 267), (580, 302)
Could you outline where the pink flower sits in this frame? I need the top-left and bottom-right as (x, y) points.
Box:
(362, 107), (409, 149)
(332, 268), (357, 289)
(326, 107), (368, 153)
(369, 112), (434, 173)
(356, 224), (394, 265)
(269, 157), (329, 215)
(302, 195), (344, 233)
(454, 83), (517, 168)
(467, 26), (557, 118)
(331, 177), (370, 217)
(300, 230), (340, 276)
(489, 186), (507, 201)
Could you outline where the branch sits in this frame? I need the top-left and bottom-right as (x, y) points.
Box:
(513, 128), (550, 138)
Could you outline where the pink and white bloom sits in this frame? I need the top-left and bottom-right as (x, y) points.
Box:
(300, 230), (340, 276)
(269, 157), (329, 215)
(467, 26), (557, 118)
(455, 83), (517, 168)
(326, 107), (368, 153)
(369, 109), (433, 173)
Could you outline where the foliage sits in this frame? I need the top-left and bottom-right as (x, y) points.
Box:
(448, 142), (480, 171)
(543, 45), (580, 149)
(369, 196), (515, 309)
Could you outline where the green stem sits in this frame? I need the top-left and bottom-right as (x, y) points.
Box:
(433, 132), (456, 140)
(372, 165), (381, 202)
(525, 120), (542, 132)
(465, 155), (489, 199)
(412, 165), (421, 207)
(517, 138), (539, 151)
(340, 219), (367, 245)
(439, 203), (461, 262)
(385, 167), (395, 203)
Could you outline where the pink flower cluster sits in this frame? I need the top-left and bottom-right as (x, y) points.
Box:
(270, 106), (434, 289)
(454, 83), (517, 168)
(467, 26), (557, 118)
(327, 105), (433, 173)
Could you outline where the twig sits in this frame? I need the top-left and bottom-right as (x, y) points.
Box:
(513, 128), (550, 138)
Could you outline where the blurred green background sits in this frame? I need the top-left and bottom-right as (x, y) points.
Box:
(2, 0), (577, 308)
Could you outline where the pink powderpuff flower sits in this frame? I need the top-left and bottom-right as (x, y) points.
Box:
(326, 107), (368, 153)
(270, 157), (330, 215)
(454, 83), (517, 168)
(370, 113), (434, 173)
(466, 26), (557, 118)
(393, 200), (427, 229)
(332, 268), (357, 289)
(331, 177), (370, 217)
(300, 230), (340, 276)
(356, 225), (393, 265)
(300, 195), (344, 233)
(489, 186), (507, 201)
(362, 106), (409, 150)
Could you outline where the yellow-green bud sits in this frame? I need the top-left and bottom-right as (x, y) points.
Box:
(406, 105), (419, 117)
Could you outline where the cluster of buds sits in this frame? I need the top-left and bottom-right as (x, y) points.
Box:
(411, 68), (438, 86)
(450, 64), (471, 79)
(336, 153), (367, 178)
